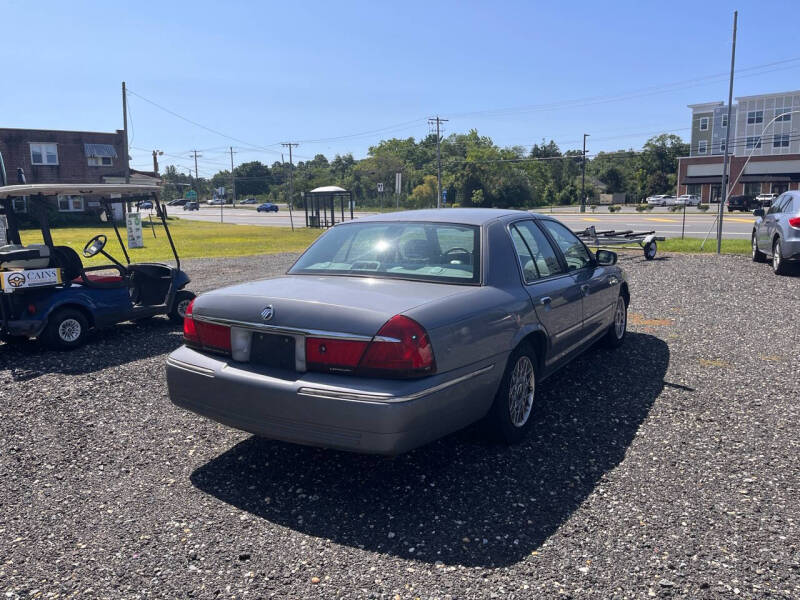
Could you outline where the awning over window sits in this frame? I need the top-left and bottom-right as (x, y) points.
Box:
(84, 143), (118, 158)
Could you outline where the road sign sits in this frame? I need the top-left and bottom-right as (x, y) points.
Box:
(126, 212), (143, 249)
(185, 190), (197, 201)
(442, 189), (448, 204)
(395, 172), (402, 193)
(377, 182), (384, 193)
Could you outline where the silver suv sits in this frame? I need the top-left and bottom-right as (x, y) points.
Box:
(752, 191), (800, 274)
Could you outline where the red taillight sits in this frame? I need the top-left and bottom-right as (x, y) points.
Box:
(357, 315), (435, 378)
(789, 216), (800, 228)
(183, 299), (231, 355)
(306, 338), (368, 373)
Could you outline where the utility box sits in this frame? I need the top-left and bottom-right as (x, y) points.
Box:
(599, 193), (626, 205)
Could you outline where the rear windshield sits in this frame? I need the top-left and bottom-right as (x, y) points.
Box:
(289, 221), (480, 284)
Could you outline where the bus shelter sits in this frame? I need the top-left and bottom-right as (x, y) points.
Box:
(304, 186), (353, 228)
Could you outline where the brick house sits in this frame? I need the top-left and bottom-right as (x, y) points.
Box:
(0, 127), (152, 215)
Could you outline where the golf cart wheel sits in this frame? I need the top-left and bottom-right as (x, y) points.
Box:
(42, 308), (89, 350)
(169, 290), (196, 323)
(643, 240), (657, 260)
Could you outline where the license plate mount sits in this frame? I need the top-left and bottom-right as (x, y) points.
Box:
(250, 333), (296, 370)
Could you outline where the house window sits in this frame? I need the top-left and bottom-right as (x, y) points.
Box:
(775, 111), (791, 122)
(719, 141), (726, 153)
(747, 110), (763, 125)
(746, 136), (762, 150)
(12, 197), (27, 213)
(698, 140), (707, 154)
(686, 184), (701, 196)
(30, 143), (58, 165)
(699, 117), (709, 131)
(721, 114), (728, 127)
(744, 183), (761, 197)
(88, 156), (113, 166)
(57, 195), (84, 212)
(773, 134), (790, 148)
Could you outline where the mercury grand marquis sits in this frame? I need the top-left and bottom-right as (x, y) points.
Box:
(166, 209), (630, 455)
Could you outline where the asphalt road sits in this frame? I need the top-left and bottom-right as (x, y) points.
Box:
(2, 253), (798, 598)
(177, 205), (757, 239)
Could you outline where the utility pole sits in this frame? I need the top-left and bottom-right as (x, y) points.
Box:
(281, 142), (299, 231)
(152, 150), (163, 176)
(428, 116), (448, 208)
(580, 133), (589, 213)
(192, 150), (202, 197)
(122, 82), (130, 184)
(718, 10), (737, 254)
(229, 146), (236, 207)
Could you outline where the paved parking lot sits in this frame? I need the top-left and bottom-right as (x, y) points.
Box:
(1, 253), (798, 599)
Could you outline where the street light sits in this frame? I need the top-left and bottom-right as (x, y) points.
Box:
(152, 150), (164, 176)
(580, 133), (590, 213)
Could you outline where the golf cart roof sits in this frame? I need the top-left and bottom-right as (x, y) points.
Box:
(0, 183), (160, 200)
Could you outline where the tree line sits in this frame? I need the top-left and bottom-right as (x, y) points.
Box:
(161, 131), (689, 208)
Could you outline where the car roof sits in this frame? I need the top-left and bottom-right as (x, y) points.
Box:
(353, 208), (538, 226)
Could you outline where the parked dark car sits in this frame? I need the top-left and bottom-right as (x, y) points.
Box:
(167, 198), (187, 206)
(257, 202), (279, 213)
(183, 201), (199, 211)
(727, 195), (760, 212)
(137, 200), (153, 210)
(751, 191), (800, 275)
(166, 209), (630, 455)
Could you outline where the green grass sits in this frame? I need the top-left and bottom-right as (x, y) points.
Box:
(20, 219), (322, 263)
(659, 237), (750, 255)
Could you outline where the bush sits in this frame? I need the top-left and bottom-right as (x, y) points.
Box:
(608, 204), (621, 213)
(668, 204), (683, 213)
(590, 204), (597, 212)
(644, 204), (654, 211)
(635, 203), (647, 212)
(698, 203), (709, 212)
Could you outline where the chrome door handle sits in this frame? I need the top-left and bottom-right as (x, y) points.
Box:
(609, 277), (618, 286)
(539, 296), (552, 306)
(580, 284), (590, 295)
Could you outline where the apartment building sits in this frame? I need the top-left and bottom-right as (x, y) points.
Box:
(678, 90), (800, 201)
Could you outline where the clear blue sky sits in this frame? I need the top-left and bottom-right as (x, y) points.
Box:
(4, 0), (799, 177)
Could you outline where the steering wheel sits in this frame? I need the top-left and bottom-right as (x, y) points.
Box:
(444, 247), (472, 264)
(83, 234), (107, 258)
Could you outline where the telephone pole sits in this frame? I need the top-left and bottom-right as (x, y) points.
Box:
(229, 146), (237, 206)
(152, 150), (163, 176)
(192, 150), (202, 196)
(122, 82), (130, 184)
(580, 133), (590, 213)
(428, 116), (448, 208)
(282, 142), (299, 231)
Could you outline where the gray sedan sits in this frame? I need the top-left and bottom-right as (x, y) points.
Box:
(166, 209), (630, 454)
(752, 191), (800, 274)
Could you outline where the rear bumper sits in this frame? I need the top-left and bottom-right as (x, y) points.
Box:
(166, 345), (502, 455)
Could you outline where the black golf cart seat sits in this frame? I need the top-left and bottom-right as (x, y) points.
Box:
(49, 245), (127, 288)
(0, 244), (51, 269)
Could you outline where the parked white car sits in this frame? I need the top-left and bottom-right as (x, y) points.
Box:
(675, 194), (701, 207)
(646, 194), (673, 206)
(756, 193), (779, 207)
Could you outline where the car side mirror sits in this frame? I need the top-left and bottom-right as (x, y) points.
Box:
(595, 249), (617, 266)
(753, 208), (765, 217)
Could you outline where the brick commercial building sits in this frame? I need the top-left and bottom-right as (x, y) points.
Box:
(678, 90), (800, 202)
(0, 127), (154, 216)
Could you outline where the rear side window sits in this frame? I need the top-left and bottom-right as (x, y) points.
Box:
(783, 196), (795, 213)
(539, 220), (594, 271)
(509, 220), (564, 282)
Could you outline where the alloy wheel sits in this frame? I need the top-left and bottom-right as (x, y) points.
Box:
(508, 356), (535, 427)
(614, 296), (627, 339)
(58, 318), (82, 343)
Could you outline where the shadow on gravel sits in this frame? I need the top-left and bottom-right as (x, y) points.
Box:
(0, 318), (183, 381)
(191, 332), (668, 568)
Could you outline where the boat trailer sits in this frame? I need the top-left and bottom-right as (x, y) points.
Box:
(574, 226), (665, 260)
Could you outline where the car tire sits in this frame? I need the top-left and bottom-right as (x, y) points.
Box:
(42, 308), (89, 350)
(752, 232), (766, 262)
(488, 343), (538, 445)
(603, 295), (628, 348)
(772, 238), (788, 275)
(169, 290), (196, 323)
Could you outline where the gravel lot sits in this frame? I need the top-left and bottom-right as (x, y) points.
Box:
(1, 252), (798, 599)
